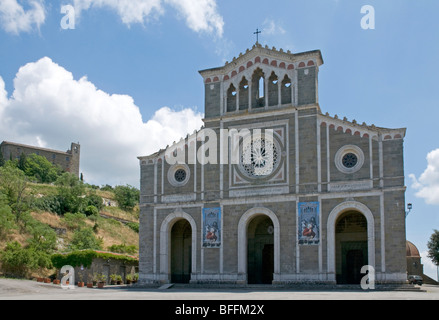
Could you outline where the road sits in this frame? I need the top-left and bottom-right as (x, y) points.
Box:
(0, 279), (438, 300)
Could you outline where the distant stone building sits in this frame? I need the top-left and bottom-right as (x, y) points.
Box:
(0, 141), (80, 177)
(138, 43), (408, 286)
(406, 241), (438, 285)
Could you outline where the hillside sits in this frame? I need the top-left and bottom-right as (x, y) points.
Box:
(0, 164), (140, 279)
(28, 183), (140, 252)
(14, 183), (139, 255)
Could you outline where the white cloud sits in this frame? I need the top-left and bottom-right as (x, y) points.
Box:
(73, 0), (163, 25)
(0, 0), (224, 37)
(262, 18), (286, 36)
(0, 57), (204, 187)
(0, 77), (7, 109)
(0, 0), (45, 34)
(166, 0), (223, 37)
(73, 0), (223, 36)
(409, 148), (439, 205)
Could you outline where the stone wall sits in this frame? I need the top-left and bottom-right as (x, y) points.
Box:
(0, 141), (80, 177)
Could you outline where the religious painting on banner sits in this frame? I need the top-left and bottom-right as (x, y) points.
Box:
(202, 207), (221, 248)
(298, 202), (320, 245)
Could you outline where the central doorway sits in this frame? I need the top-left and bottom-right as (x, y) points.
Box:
(247, 215), (274, 284)
(171, 219), (192, 283)
(335, 211), (368, 284)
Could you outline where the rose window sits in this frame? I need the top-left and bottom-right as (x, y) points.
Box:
(239, 137), (280, 177)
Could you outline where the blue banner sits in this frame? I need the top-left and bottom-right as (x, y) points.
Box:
(202, 207), (221, 248)
(298, 202), (320, 245)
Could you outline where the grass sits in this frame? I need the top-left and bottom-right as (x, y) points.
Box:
(29, 210), (139, 256)
(1, 182), (139, 257)
(26, 182), (58, 197)
(101, 205), (139, 222)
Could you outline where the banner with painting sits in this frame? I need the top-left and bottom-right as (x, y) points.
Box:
(202, 207), (221, 248)
(298, 202), (320, 245)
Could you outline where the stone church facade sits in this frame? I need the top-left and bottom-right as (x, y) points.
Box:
(138, 44), (407, 285)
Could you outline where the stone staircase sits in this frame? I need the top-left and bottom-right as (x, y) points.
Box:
(169, 283), (424, 292)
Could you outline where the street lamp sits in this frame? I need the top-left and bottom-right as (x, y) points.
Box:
(405, 203), (413, 218)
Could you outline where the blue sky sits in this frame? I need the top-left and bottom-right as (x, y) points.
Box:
(0, 0), (438, 280)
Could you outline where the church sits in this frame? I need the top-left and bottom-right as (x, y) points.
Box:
(138, 43), (407, 285)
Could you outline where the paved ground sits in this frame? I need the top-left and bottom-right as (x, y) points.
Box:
(0, 279), (438, 300)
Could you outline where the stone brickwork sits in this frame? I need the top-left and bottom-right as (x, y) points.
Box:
(138, 44), (408, 286)
(0, 141), (80, 177)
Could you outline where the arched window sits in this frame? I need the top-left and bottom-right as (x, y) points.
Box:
(281, 75), (292, 105)
(227, 84), (237, 112)
(252, 68), (265, 108)
(239, 77), (249, 110)
(268, 71), (279, 106)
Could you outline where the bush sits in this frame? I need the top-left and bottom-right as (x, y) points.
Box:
(0, 195), (16, 239)
(107, 244), (138, 255)
(32, 195), (63, 215)
(84, 205), (99, 217)
(0, 241), (53, 278)
(84, 194), (103, 211)
(63, 212), (87, 230)
(126, 222), (139, 233)
(69, 228), (103, 251)
(51, 250), (138, 269)
(21, 212), (57, 253)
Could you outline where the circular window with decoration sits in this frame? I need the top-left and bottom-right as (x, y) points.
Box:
(335, 145), (364, 174)
(168, 164), (190, 187)
(238, 135), (282, 179)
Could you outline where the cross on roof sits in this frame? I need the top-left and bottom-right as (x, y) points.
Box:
(254, 28), (261, 44)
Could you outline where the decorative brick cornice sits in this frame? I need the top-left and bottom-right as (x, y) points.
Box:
(199, 43), (323, 83)
(317, 112), (406, 141)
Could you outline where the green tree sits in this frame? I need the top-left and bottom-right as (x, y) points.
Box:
(427, 230), (439, 267)
(18, 152), (27, 172)
(84, 205), (99, 217)
(21, 212), (57, 253)
(55, 172), (86, 214)
(114, 185), (139, 211)
(0, 148), (5, 167)
(25, 154), (62, 183)
(0, 194), (16, 239)
(84, 192), (103, 211)
(0, 164), (29, 222)
(69, 228), (103, 251)
(100, 184), (113, 192)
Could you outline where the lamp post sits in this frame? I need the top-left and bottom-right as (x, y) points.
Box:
(405, 203), (413, 218)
